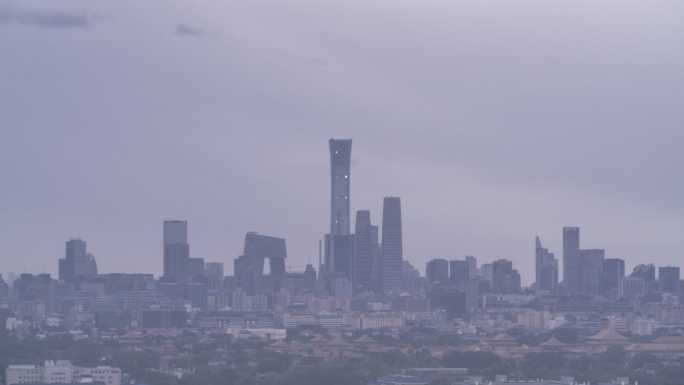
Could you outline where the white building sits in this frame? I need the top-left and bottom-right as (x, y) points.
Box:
(630, 318), (657, 336)
(349, 313), (403, 330)
(225, 327), (286, 340)
(5, 365), (43, 385)
(5, 361), (121, 385)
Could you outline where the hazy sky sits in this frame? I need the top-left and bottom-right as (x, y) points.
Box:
(2, 0), (683, 283)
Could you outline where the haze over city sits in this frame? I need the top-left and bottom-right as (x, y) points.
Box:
(2, 0), (684, 282)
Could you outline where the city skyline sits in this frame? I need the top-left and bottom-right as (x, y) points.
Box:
(3, 2), (684, 384)
(3, 0), (684, 282)
(2, 133), (682, 288)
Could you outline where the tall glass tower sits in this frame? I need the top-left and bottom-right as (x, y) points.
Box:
(329, 139), (352, 236)
(562, 226), (580, 294)
(163, 220), (190, 282)
(381, 196), (403, 294)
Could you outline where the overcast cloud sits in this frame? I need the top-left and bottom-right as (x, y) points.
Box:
(1, 0), (683, 283)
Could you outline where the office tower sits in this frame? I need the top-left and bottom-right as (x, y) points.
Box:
(579, 249), (605, 296)
(426, 259), (449, 284)
(659, 266), (681, 293)
(381, 196), (403, 294)
(205, 262), (224, 290)
(465, 255), (478, 278)
(323, 139), (352, 279)
(369, 224), (381, 291)
(480, 263), (493, 283)
(234, 232), (287, 294)
(562, 227), (581, 294)
(449, 260), (470, 287)
(491, 259), (521, 294)
(329, 234), (354, 278)
(58, 238), (98, 284)
(631, 264), (657, 294)
(163, 220), (190, 282)
(353, 210), (376, 292)
(13, 273), (58, 313)
(602, 258), (625, 297)
(632, 264), (657, 281)
(621, 276), (647, 299)
(329, 139), (352, 236)
(535, 236), (559, 293)
(402, 260), (422, 295)
(188, 258), (205, 280)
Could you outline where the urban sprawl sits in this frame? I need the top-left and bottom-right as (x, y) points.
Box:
(1, 140), (683, 385)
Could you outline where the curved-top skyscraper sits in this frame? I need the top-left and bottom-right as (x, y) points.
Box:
(329, 139), (352, 236)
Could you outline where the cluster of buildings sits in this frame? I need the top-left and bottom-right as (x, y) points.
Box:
(0, 139), (428, 335)
(373, 373), (633, 385)
(1, 139), (684, 385)
(5, 361), (121, 385)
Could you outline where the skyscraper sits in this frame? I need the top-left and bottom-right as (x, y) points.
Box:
(163, 220), (190, 282)
(59, 238), (98, 283)
(631, 264), (657, 294)
(324, 139), (353, 279)
(491, 259), (521, 294)
(579, 248), (605, 295)
(659, 266), (681, 293)
(380, 196), (403, 294)
(449, 260), (470, 287)
(562, 227), (580, 294)
(329, 139), (352, 236)
(535, 236), (558, 293)
(602, 258), (625, 297)
(205, 262), (224, 290)
(465, 256), (478, 279)
(426, 259), (449, 284)
(353, 210), (377, 292)
(234, 232), (287, 294)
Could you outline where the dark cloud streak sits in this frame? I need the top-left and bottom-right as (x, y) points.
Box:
(175, 24), (204, 37)
(0, 6), (88, 29)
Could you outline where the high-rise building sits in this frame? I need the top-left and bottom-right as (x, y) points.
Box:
(329, 234), (354, 278)
(353, 210), (377, 292)
(449, 260), (470, 287)
(465, 255), (478, 279)
(381, 196), (403, 294)
(632, 264), (657, 282)
(579, 248), (605, 296)
(659, 266), (681, 293)
(426, 259), (449, 284)
(621, 276), (647, 299)
(324, 139), (353, 280)
(163, 220), (190, 282)
(402, 260), (422, 295)
(188, 257), (205, 279)
(562, 227), (581, 294)
(329, 139), (352, 236)
(631, 264), (658, 294)
(234, 232), (287, 294)
(602, 258), (625, 297)
(58, 238), (98, 284)
(491, 259), (521, 294)
(535, 236), (558, 293)
(205, 262), (224, 290)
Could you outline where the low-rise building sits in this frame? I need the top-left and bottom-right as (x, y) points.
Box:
(5, 361), (121, 385)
